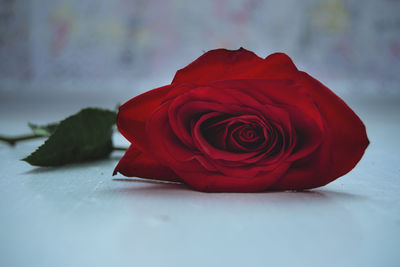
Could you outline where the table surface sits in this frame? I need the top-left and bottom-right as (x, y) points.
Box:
(0, 89), (399, 267)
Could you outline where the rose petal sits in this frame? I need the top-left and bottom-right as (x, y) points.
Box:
(172, 48), (298, 84)
(298, 72), (369, 184)
(174, 162), (291, 192)
(172, 48), (262, 84)
(284, 105), (323, 161)
(117, 85), (172, 152)
(270, 135), (332, 190)
(211, 79), (325, 130)
(270, 73), (370, 190)
(113, 145), (182, 182)
(147, 101), (218, 172)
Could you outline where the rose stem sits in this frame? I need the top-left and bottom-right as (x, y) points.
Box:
(0, 134), (43, 146)
(0, 134), (129, 151)
(112, 146), (128, 151)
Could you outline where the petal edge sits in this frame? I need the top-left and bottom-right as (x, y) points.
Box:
(114, 145), (182, 183)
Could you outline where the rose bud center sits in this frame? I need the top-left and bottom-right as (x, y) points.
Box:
(199, 113), (287, 155)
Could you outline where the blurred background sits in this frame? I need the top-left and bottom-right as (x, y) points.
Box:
(0, 0), (399, 99)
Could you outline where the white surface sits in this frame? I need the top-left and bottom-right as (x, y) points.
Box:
(0, 90), (399, 267)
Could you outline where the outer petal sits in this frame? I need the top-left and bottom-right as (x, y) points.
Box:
(113, 145), (182, 182)
(117, 85), (172, 152)
(271, 72), (369, 190)
(301, 72), (369, 183)
(270, 138), (332, 190)
(174, 162), (291, 193)
(172, 48), (298, 84)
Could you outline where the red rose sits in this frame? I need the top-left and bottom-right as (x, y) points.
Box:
(114, 48), (369, 192)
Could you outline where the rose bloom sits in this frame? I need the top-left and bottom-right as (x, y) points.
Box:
(114, 48), (369, 192)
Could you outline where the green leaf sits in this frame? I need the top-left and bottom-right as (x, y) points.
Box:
(28, 122), (59, 137)
(23, 108), (117, 166)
